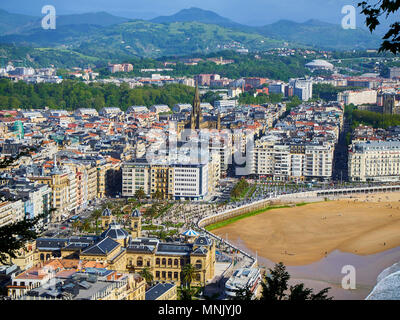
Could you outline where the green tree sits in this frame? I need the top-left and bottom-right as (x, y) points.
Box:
(0, 213), (47, 264)
(0, 147), (48, 264)
(91, 209), (102, 235)
(288, 283), (332, 301)
(260, 262), (332, 301)
(182, 263), (197, 288)
(81, 219), (91, 233)
(152, 190), (163, 201)
(156, 229), (168, 241)
(232, 285), (254, 300)
(135, 188), (146, 202)
(179, 287), (197, 300)
(139, 267), (154, 286)
(359, 0), (400, 53)
(72, 220), (82, 233)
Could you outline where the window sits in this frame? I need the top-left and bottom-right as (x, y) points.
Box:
(195, 260), (202, 269)
(156, 258), (160, 265)
(137, 257), (143, 267)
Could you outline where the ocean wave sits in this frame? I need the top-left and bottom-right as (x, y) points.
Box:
(366, 266), (400, 300)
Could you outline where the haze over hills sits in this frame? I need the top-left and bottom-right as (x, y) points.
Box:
(151, 7), (250, 31)
(0, 20), (286, 59)
(0, 9), (37, 35)
(255, 19), (380, 50)
(0, 7), (382, 61)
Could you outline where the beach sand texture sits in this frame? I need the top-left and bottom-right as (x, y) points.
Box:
(213, 192), (400, 266)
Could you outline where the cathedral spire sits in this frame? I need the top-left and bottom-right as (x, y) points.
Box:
(194, 83), (200, 106)
(191, 82), (203, 130)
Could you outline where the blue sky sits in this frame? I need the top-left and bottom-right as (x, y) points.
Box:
(0, 0), (393, 30)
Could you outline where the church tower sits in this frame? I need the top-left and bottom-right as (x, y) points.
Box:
(101, 208), (113, 230)
(191, 84), (203, 130)
(129, 209), (142, 238)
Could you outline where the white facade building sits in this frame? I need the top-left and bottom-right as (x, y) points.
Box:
(348, 141), (400, 182)
(289, 78), (313, 101)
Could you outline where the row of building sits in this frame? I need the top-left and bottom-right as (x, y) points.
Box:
(3, 208), (214, 300)
(249, 102), (344, 181)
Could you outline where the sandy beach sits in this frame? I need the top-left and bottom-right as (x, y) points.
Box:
(212, 192), (400, 299)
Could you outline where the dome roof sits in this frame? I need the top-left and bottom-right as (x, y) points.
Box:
(194, 236), (212, 246)
(182, 229), (199, 237)
(102, 208), (112, 216)
(305, 59), (334, 69)
(101, 221), (129, 240)
(131, 209), (141, 217)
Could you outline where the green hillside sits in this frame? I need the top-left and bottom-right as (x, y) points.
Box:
(256, 19), (380, 50)
(0, 9), (37, 35)
(0, 20), (287, 59)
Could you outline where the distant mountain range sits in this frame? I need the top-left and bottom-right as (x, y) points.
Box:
(0, 10), (132, 34)
(0, 7), (382, 59)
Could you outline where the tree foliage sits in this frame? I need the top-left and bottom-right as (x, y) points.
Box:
(312, 84), (364, 101)
(359, 0), (400, 53)
(230, 178), (249, 199)
(134, 188), (146, 202)
(260, 262), (332, 301)
(0, 213), (48, 264)
(0, 79), (195, 111)
(238, 92), (283, 105)
(351, 108), (400, 129)
(232, 285), (254, 300)
(139, 267), (154, 285)
(182, 263), (197, 288)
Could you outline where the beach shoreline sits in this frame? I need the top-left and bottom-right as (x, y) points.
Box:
(212, 192), (400, 299)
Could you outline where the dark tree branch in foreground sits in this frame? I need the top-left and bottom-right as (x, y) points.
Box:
(260, 262), (333, 301)
(0, 213), (48, 265)
(0, 145), (45, 264)
(359, 0), (400, 53)
(0, 145), (39, 169)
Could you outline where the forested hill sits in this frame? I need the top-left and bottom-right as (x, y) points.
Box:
(0, 20), (286, 59)
(0, 7), (381, 62)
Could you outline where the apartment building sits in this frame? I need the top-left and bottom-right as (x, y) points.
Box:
(337, 89), (377, 106)
(390, 67), (400, 79)
(0, 199), (24, 228)
(122, 160), (151, 197)
(383, 92), (400, 115)
(290, 78), (313, 101)
(208, 152), (221, 195)
(0, 181), (51, 228)
(29, 169), (71, 222)
(304, 143), (334, 180)
(171, 162), (209, 201)
(108, 63), (133, 73)
(122, 144), (221, 200)
(122, 158), (211, 201)
(348, 140), (400, 182)
(194, 74), (220, 86)
(251, 140), (334, 181)
(214, 99), (237, 109)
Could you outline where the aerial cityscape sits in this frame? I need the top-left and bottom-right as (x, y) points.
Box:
(2, 0), (400, 307)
